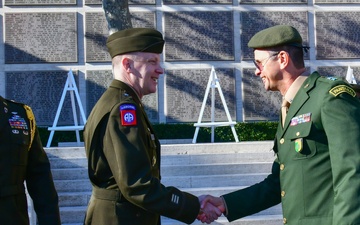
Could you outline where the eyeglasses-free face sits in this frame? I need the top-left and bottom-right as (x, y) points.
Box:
(253, 52), (279, 71)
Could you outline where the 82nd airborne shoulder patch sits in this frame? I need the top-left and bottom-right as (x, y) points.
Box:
(120, 104), (137, 126)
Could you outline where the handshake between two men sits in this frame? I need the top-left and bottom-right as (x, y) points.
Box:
(197, 195), (226, 224)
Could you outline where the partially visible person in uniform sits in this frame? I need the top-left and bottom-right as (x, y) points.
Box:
(83, 27), (221, 225)
(0, 96), (61, 225)
(199, 25), (360, 225)
(351, 84), (360, 99)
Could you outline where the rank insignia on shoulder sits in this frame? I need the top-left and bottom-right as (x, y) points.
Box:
(120, 104), (137, 126)
(329, 85), (356, 97)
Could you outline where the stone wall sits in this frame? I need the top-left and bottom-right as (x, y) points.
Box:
(0, 0), (359, 125)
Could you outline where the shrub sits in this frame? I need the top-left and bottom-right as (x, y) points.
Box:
(39, 121), (278, 147)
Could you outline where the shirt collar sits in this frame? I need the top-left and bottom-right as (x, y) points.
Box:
(284, 72), (309, 103)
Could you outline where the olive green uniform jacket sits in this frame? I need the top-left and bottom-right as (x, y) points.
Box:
(222, 72), (360, 225)
(83, 80), (200, 225)
(0, 96), (61, 225)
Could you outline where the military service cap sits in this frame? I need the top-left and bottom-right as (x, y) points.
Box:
(248, 25), (304, 49)
(106, 28), (165, 58)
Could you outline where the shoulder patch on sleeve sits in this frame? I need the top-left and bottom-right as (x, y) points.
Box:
(119, 103), (137, 126)
(329, 85), (356, 97)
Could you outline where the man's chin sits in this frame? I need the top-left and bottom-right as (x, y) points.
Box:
(263, 85), (270, 91)
(147, 89), (157, 95)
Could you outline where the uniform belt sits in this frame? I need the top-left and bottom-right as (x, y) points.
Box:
(92, 187), (127, 202)
(0, 184), (25, 198)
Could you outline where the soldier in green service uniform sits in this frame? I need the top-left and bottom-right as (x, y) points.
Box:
(0, 96), (61, 225)
(199, 25), (360, 225)
(83, 28), (221, 225)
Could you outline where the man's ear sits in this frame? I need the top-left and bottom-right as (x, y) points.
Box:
(278, 51), (289, 69)
(122, 57), (132, 72)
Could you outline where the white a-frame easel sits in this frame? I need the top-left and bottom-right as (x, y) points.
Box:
(346, 66), (357, 84)
(192, 66), (239, 143)
(46, 70), (87, 147)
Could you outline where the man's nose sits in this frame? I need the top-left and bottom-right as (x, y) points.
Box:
(157, 66), (164, 74)
(254, 68), (261, 76)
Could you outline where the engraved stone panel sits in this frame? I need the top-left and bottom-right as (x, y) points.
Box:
(241, 0), (306, 3)
(5, 13), (77, 63)
(164, 0), (231, 4)
(165, 68), (235, 123)
(316, 12), (360, 59)
(5, 0), (75, 5)
(164, 11), (234, 61)
(241, 11), (309, 60)
(86, 70), (112, 113)
(86, 70), (158, 122)
(85, 12), (156, 62)
(85, 0), (155, 5)
(317, 66), (360, 83)
(5, 71), (77, 126)
(242, 68), (281, 121)
(142, 91), (158, 123)
(85, 13), (111, 62)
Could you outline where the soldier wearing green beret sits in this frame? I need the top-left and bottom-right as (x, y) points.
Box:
(0, 96), (61, 225)
(83, 28), (221, 225)
(200, 25), (360, 224)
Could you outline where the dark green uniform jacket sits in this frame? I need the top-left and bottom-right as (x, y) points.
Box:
(0, 96), (61, 225)
(222, 72), (360, 225)
(83, 80), (200, 225)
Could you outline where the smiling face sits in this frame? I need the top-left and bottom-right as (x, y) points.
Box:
(253, 49), (282, 92)
(126, 52), (164, 98)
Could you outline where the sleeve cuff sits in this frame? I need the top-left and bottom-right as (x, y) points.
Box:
(220, 195), (228, 216)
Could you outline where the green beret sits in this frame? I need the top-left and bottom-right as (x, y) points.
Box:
(106, 28), (165, 58)
(248, 25), (303, 49)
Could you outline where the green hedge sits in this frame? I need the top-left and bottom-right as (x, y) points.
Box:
(39, 121), (278, 147)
